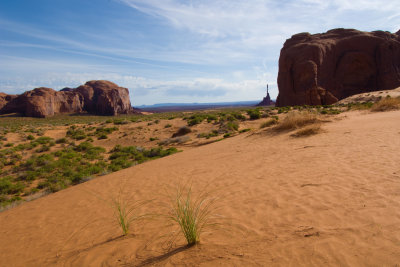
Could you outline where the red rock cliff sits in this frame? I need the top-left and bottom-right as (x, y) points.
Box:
(276, 28), (400, 106)
(0, 80), (134, 117)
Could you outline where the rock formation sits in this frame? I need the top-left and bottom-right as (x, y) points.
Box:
(276, 28), (400, 106)
(75, 80), (132, 116)
(256, 84), (275, 106)
(0, 80), (134, 117)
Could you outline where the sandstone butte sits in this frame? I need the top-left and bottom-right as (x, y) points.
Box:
(0, 80), (134, 117)
(276, 28), (400, 106)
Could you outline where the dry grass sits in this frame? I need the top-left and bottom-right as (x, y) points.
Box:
(290, 124), (322, 137)
(371, 97), (400, 112)
(260, 118), (278, 129)
(274, 111), (319, 132)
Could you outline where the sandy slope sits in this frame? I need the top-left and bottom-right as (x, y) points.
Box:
(1, 110), (400, 266)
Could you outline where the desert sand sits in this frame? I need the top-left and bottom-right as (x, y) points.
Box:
(1, 109), (400, 266)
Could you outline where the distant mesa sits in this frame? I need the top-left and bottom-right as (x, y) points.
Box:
(0, 80), (136, 117)
(276, 28), (400, 106)
(256, 84), (275, 106)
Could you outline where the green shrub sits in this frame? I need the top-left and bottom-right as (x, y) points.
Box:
(56, 138), (67, 144)
(0, 177), (24, 195)
(113, 119), (129, 125)
(27, 135), (35, 140)
(247, 109), (261, 120)
(66, 127), (86, 140)
(187, 115), (207, 126)
(167, 184), (218, 246)
(35, 145), (50, 153)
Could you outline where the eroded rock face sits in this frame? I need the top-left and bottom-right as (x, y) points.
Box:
(75, 80), (132, 116)
(1, 88), (84, 118)
(0, 80), (133, 117)
(276, 28), (400, 106)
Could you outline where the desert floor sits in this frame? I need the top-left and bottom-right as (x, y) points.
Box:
(1, 109), (399, 266)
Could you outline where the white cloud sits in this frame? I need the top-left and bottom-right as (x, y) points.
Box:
(0, 71), (275, 106)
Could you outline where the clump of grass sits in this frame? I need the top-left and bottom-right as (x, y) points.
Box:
(167, 184), (218, 246)
(186, 114), (207, 126)
(66, 126), (87, 140)
(197, 130), (219, 139)
(260, 117), (278, 128)
(111, 192), (152, 236)
(274, 111), (318, 132)
(290, 124), (322, 137)
(159, 136), (190, 145)
(246, 109), (261, 120)
(371, 97), (400, 112)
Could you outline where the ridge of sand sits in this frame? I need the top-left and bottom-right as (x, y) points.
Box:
(337, 86), (400, 104)
(1, 110), (400, 266)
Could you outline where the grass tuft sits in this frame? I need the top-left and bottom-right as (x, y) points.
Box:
(167, 184), (218, 246)
(290, 124), (321, 137)
(274, 111), (318, 132)
(260, 118), (278, 128)
(371, 97), (400, 112)
(111, 193), (152, 236)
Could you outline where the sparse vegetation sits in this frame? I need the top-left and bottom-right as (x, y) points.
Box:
(274, 111), (319, 132)
(159, 136), (190, 146)
(167, 184), (218, 246)
(371, 97), (400, 112)
(260, 117), (278, 128)
(291, 124), (322, 137)
(247, 109), (262, 120)
(111, 191), (152, 236)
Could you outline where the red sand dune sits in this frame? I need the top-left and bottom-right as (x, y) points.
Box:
(1, 110), (400, 266)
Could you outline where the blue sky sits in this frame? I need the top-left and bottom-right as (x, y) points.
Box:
(0, 0), (399, 106)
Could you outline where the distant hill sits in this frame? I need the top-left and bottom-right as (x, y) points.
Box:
(136, 100), (260, 112)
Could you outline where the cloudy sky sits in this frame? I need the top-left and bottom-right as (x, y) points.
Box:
(0, 0), (399, 105)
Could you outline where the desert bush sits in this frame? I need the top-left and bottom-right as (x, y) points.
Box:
(27, 135), (35, 140)
(0, 177), (24, 195)
(371, 97), (400, 112)
(172, 126), (192, 137)
(291, 124), (321, 137)
(35, 145), (50, 153)
(56, 138), (67, 144)
(260, 118), (278, 128)
(246, 109), (261, 120)
(187, 114), (207, 126)
(113, 119), (129, 125)
(206, 114), (218, 123)
(159, 136), (190, 145)
(95, 127), (118, 140)
(239, 128), (251, 133)
(167, 184), (218, 246)
(224, 121), (239, 132)
(149, 137), (158, 141)
(66, 127), (86, 140)
(197, 130), (219, 139)
(274, 111), (318, 131)
(164, 124), (172, 128)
